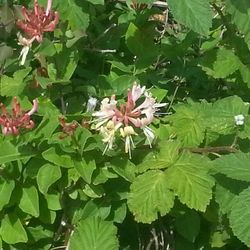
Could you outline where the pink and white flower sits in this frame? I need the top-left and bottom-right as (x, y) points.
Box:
(92, 83), (167, 157)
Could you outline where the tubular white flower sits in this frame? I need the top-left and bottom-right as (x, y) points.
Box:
(143, 126), (155, 147)
(120, 126), (137, 158)
(131, 83), (146, 102)
(100, 121), (122, 154)
(86, 96), (97, 113)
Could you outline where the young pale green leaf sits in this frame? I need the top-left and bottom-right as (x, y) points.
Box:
(69, 217), (119, 250)
(169, 103), (206, 146)
(168, 0), (212, 35)
(165, 153), (214, 211)
(19, 186), (40, 217)
(37, 164), (61, 194)
(128, 170), (175, 223)
(226, 0), (250, 49)
(229, 187), (250, 247)
(0, 179), (15, 211)
(0, 214), (28, 244)
(212, 153), (250, 182)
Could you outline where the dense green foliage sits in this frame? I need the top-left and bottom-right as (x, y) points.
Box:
(0, 0), (250, 249)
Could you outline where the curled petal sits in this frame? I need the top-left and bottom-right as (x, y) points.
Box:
(27, 99), (38, 116)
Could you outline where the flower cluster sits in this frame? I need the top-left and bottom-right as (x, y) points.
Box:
(16, 0), (59, 65)
(92, 83), (166, 157)
(0, 97), (38, 135)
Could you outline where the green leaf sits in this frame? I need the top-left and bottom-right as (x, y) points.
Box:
(19, 186), (40, 217)
(0, 141), (32, 164)
(175, 210), (200, 242)
(74, 157), (96, 184)
(213, 153), (250, 182)
(44, 192), (62, 210)
(165, 153), (214, 211)
(168, 0), (212, 35)
(137, 141), (181, 173)
(125, 23), (158, 64)
(215, 174), (248, 214)
(0, 214), (28, 244)
(0, 68), (31, 96)
(37, 164), (61, 194)
(229, 187), (250, 247)
(42, 147), (74, 168)
(109, 158), (135, 182)
(169, 103), (206, 146)
(128, 170), (175, 223)
(201, 48), (241, 78)
(59, 0), (89, 31)
(226, 0), (250, 49)
(0, 179), (15, 211)
(69, 217), (119, 250)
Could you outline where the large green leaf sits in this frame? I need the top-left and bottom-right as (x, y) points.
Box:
(19, 186), (40, 217)
(0, 179), (15, 211)
(226, 0), (250, 49)
(169, 103), (206, 146)
(168, 0), (212, 35)
(215, 174), (248, 214)
(213, 153), (250, 182)
(128, 170), (175, 223)
(0, 214), (28, 244)
(37, 164), (61, 194)
(69, 217), (119, 250)
(229, 187), (250, 247)
(165, 153), (214, 211)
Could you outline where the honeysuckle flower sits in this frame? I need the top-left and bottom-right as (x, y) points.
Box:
(17, 33), (35, 65)
(0, 97), (38, 135)
(120, 126), (138, 158)
(59, 117), (78, 139)
(234, 114), (245, 126)
(86, 96), (98, 113)
(100, 121), (122, 154)
(16, 0), (59, 65)
(16, 0), (59, 43)
(92, 83), (167, 157)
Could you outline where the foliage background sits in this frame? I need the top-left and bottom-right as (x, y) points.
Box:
(0, 0), (250, 249)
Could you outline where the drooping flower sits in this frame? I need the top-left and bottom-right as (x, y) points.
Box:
(0, 97), (38, 135)
(16, 0), (59, 64)
(16, 0), (59, 43)
(92, 83), (167, 157)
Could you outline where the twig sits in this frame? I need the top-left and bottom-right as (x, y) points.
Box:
(93, 23), (117, 44)
(180, 146), (238, 154)
(83, 48), (117, 53)
(166, 83), (180, 113)
(118, 0), (168, 8)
